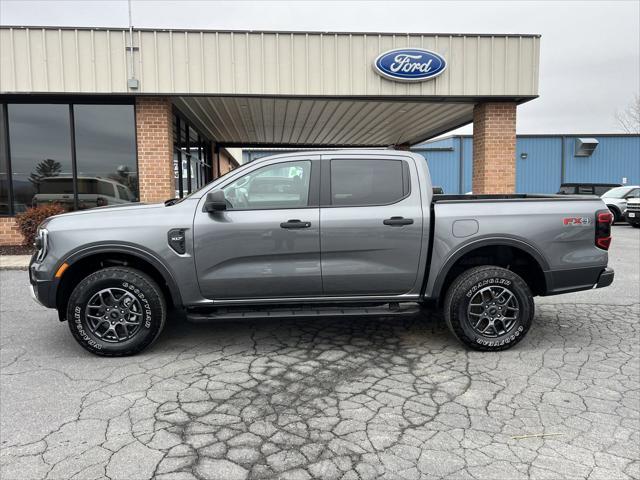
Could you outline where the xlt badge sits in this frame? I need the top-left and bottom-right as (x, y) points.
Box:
(168, 228), (186, 254)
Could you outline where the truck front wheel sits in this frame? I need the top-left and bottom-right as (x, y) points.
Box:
(443, 266), (534, 351)
(66, 267), (166, 356)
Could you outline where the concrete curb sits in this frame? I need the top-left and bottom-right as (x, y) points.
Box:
(0, 255), (31, 270)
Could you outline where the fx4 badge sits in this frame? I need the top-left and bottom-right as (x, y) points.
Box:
(563, 217), (592, 226)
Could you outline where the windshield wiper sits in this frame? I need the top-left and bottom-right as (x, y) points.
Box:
(164, 198), (179, 206)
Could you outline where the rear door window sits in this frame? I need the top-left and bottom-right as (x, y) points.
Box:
(76, 179), (98, 194)
(97, 181), (115, 196)
(330, 159), (408, 207)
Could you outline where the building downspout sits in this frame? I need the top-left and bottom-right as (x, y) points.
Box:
(214, 144), (221, 179)
(126, 0), (139, 89)
(560, 136), (566, 184)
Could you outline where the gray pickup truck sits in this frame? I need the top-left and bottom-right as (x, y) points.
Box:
(29, 150), (615, 356)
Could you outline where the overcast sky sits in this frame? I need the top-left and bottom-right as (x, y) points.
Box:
(1, 0), (639, 135)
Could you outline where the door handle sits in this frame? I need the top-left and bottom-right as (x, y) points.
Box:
(280, 219), (312, 229)
(383, 216), (414, 226)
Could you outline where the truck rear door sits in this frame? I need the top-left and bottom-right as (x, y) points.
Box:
(319, 154), (424, 296)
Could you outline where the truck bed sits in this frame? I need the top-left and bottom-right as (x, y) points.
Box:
(424, 193), (608, 299)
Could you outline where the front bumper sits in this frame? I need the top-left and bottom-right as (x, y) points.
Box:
(624, 211), (640, 225)
(29, 259), (58, 308)
(29, 283), (43, 306)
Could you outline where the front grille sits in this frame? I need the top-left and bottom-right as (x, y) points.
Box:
(627, 204), (640, 212)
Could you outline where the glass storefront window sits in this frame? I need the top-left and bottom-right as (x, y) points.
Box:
(74, 104), (138, 208)
(2, 101), (138, 216)
(173, 112), (213, 198)
(7, 104), (74, 212)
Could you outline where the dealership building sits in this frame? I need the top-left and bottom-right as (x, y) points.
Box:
(1, 26), (543, 244)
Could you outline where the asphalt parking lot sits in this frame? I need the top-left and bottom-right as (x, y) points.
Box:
(1, 225), (638, 480)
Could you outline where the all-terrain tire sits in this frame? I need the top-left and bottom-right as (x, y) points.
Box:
(66, 267), (166, 356)
(443, 266), (534, 351)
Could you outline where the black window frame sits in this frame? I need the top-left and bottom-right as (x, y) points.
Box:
(172, 108), (214, 199)
(320, 158), (411, 208)
(0, 104), (14, 216)
(0, 96), (137, 217)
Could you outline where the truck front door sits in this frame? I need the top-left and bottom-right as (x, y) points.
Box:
(194, 156), (321, 300)
(319, 155), (425, 296)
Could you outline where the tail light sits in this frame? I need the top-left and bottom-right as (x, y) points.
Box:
(96, 197), (107, 207)
(595, 209), (612, 250)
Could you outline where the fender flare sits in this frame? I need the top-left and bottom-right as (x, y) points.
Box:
(430, 236), (550, 299)
(57, 242), (183, 308)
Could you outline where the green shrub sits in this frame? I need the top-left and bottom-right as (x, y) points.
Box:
(15, 204), (66, 246)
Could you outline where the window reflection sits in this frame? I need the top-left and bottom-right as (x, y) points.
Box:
(7, 104), (74, 213)
(173, 113), (212, 199)
(74, 104), (138, 208)
(3, 103), (138, 215)
(223, 161), (311, 210)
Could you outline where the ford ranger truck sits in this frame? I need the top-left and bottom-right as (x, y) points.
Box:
(29, 150), (615, 356)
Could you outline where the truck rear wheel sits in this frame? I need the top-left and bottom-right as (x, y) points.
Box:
(66, 267), (166, 356)
(443, 266), (534, 351)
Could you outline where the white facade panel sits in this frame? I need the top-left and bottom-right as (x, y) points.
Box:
(1, 27), (540, 98)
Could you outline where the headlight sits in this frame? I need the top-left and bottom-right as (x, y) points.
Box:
(34, 228), (49, 263)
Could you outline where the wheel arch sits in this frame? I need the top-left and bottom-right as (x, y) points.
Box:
(55, 243), (182, 320)
(430, 237), (549, 302)
(606, 203), (621, 220)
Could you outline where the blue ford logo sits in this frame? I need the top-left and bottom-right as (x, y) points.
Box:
(374, 48), (447, 82)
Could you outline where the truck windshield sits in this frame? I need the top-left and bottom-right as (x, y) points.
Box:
(601, 187), (632, 199)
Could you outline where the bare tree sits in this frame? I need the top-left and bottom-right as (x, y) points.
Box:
(615, 95), (640, 134)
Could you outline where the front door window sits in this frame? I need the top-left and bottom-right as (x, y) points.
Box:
(222, 161), (311, 210)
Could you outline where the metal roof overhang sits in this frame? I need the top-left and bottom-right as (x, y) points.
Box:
(173, 95), (518, 147)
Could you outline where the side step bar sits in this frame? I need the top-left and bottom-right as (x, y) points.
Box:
(185, 302), (421, 322)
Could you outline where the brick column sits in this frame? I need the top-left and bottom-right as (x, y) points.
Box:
(135, 97), (174, 203)
(472, 102), (517, 194)
(0, 218), (23, 246)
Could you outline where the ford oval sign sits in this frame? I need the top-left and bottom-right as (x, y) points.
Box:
(374, 48), (447, 82)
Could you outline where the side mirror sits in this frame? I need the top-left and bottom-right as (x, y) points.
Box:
(204, 190), (227, 212)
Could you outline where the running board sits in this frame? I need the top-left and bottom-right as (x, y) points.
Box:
(185, 302), (421, 322)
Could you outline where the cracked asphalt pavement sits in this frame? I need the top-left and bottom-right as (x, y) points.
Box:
(1, 225), (639, 480)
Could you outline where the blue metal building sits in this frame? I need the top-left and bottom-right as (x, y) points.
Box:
(413, 134), (640, 194)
